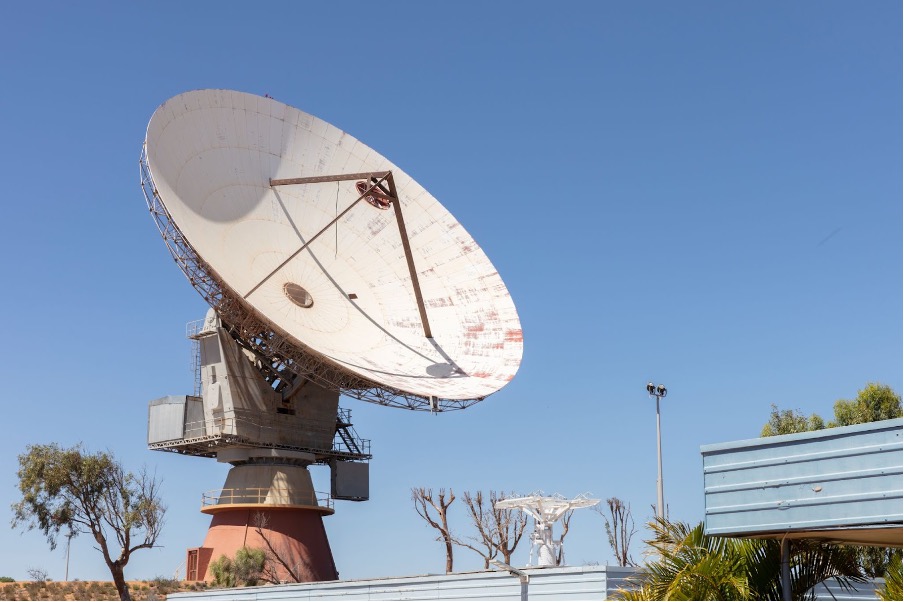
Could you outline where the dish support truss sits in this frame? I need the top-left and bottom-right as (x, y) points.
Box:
(140, 145), (479, 412)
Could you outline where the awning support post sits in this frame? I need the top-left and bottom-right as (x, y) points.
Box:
(781, 536), (791, 601)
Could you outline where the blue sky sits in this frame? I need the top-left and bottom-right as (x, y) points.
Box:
(0, 0), (900, 583)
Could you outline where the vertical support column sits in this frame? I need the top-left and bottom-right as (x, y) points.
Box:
(781, 537), (791, 601)
(655, 397), (665, 520)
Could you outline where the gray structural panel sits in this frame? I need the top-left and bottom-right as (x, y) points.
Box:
(701, 418), (903, 544)
(167, 566), (639, 601)
(164, 567), (884, 601)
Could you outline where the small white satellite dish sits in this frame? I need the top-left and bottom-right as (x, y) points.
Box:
(496, 493), (600, 567)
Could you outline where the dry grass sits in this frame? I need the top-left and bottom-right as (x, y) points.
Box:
(0, 579), (208, 601)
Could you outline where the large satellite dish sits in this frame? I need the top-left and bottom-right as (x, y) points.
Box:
(140, 89), (522, 411)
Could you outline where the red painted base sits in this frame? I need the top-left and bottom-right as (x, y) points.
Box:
(193, 507), (338, 583)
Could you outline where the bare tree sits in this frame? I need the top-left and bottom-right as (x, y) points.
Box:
(594, 497), (636, 566)
(555, 509), (575, 566)
(455, 491), (528, 568)
(454, 491), (496, 568)
(411, 488), (456, 573)
(491, 492), (529, 565)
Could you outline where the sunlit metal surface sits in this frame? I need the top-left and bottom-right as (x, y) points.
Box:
(142, 89), (522, 410)
(702, 418), (903, 545)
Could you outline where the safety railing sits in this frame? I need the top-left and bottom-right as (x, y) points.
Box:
(185, 318), (205, 338)
(183, 410), (334, 441)
(175, 410), (371, 459)
(201, 487), (333, 510)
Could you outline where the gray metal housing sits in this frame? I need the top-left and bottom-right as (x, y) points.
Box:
(148, 396), (205, 444)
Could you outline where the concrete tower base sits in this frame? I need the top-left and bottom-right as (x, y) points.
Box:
(188, 451), (338, 583)
(198, 507), (337, 582)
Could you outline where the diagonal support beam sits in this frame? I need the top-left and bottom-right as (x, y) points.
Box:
(244, 174), (392, 299)
(384, 173), (433, 339)
(257, 172), (434, 340)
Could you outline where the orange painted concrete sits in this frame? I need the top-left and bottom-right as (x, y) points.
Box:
(195, 507), (338, 583)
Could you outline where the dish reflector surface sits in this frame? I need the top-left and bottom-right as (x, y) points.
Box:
(143, 90), (522, 406)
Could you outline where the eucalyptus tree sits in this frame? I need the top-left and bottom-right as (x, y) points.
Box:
(11, 443), (165, 601)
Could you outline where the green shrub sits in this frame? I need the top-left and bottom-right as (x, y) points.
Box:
(234, 548), (266, 586)
(0, 578), (13, 583)
(209, 554), (235, 588)
(209, 547), (265, 588)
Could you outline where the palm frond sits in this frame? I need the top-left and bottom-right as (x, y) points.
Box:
(618, 518), (869, 601)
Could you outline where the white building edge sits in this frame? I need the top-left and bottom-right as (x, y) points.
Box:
(167, 565), (637, 601)
(166, 565), (884, 601)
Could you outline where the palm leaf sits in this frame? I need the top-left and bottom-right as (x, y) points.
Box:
(616, 518), (867, 601)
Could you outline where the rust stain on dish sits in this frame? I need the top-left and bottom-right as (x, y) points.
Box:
(427, 297), (453, 308)
(505, 329), (523, 343)
(465, 324), (485, 339)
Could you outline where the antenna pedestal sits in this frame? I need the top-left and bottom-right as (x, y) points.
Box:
(192, 450), (338, 583)
(151, 311), (370, 582)
(532, 523), (557, 567)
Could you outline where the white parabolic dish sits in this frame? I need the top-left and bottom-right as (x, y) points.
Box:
(142, 90), (522, 407)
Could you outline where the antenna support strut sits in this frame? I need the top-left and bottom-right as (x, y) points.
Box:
(269, 171), (433, 339)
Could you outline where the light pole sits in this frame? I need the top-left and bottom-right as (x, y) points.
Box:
(646, 382), (668, 520)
